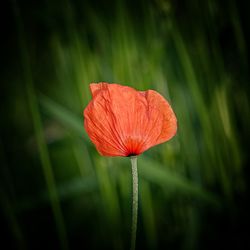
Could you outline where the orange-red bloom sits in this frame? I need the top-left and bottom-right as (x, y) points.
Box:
(84, 82), (177, 157)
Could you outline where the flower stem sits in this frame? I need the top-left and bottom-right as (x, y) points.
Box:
(130, 156), (138, 250)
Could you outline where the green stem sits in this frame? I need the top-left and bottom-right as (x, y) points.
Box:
(130, 156), (138, 250)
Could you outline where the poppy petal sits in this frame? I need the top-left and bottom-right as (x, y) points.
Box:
(141, 90), (177, 151)
(84, 85), (127, 156)
(84, 83), (177, 157)
(89, 82), (107, 97)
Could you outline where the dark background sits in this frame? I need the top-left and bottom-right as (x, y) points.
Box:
(1, 0), (250, 249)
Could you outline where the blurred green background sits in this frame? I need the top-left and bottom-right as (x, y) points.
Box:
(1, 0), (250, 249)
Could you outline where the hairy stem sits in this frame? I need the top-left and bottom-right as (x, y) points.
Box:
(130, 156), (138, 250)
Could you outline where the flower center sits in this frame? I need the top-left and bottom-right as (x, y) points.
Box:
(124, 136), (143, 156)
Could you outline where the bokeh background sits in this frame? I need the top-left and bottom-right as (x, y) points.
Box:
(1, 0), (250, 249)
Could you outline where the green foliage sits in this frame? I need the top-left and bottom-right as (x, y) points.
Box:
(1, 0), (248, 249)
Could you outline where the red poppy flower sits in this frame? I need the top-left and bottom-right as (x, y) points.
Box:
(84, 82), (177, 157)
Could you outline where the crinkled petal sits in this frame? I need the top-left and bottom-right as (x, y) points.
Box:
(84, 85), (127, 156)
(84, 83), (177, 157)
(89, 82), (107, 98)
(142, 90), (177, 146)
